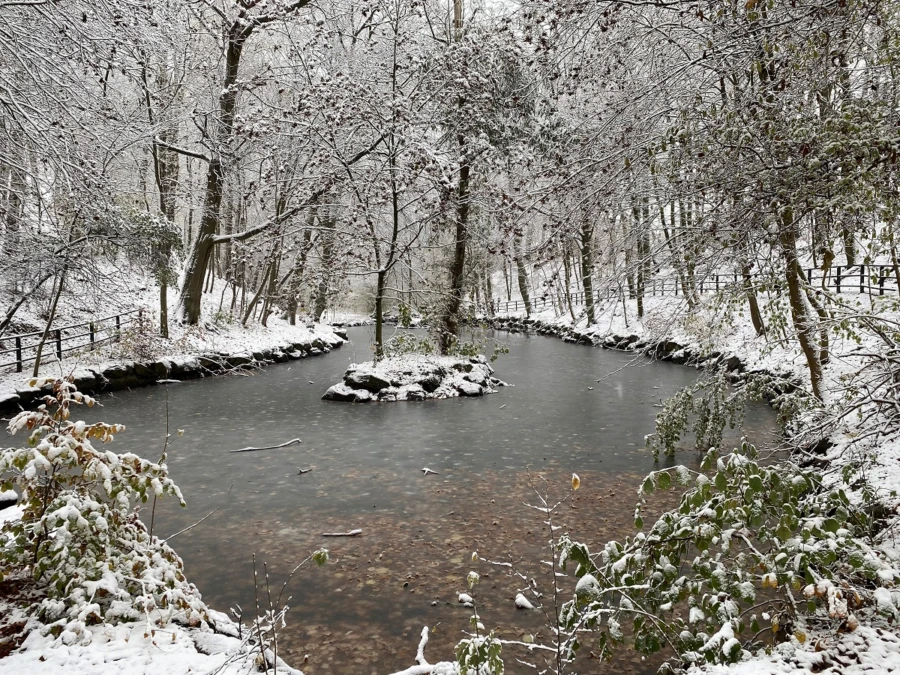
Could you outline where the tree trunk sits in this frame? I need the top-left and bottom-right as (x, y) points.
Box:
(580, 222), (595, 325)
(514, 231), (532, 318)
(438, 159), (470, 353)
(287, 228), (314, 325)
(742, 264), (766, 337)
(484, 267), (494, 317)
(177, 23), (250, 324)
(780, 209), (824, 400)
(32, 266), (66, 378)
(374, 269), (386, 359)
(314, 211), (335, 322)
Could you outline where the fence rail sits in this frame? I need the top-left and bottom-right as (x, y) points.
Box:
(0, 309), (140, 373)
(493, 264), (900, 315)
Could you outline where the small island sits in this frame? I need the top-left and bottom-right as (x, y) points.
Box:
(322, 355), (506, 402)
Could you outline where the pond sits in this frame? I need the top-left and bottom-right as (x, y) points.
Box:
(76, 327), (776, 674)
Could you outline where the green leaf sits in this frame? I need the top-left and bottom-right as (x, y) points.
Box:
(658, 472), (672, 490)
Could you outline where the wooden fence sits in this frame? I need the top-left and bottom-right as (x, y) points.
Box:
(0, 309), (140, 373)
(494, 264), (900, 315)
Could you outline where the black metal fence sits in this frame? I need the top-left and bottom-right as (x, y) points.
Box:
(0, 309), (140, 373)
(494, 264), (900, 315)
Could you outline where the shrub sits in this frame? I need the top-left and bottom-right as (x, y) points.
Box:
(557, 440), (899, 670)
(0, 377), (207, 639)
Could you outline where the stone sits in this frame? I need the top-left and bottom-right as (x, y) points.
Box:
(102, 363), (133, 380)
(345, 371), (392, 393)
(654, 341), (682, 359)
(353, 389), (373, 402)
(405, 385), (427, 401)
(723, 355), (744, 373)
(456, 381), (483, 397)
(668, 350), (687, 365)
(0, 392), (20, 413)
(151, 361), (171, 378)
(322, 383), (359, 402)
(419, 372), (442, 393)
(198, 356), (223, 372)
(133, 362), (157, 379)
(226, 354), (253, 368)
(464, 372), (486, 385)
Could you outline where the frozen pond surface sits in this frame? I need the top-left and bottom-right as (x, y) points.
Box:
(79, 328), (776, 674)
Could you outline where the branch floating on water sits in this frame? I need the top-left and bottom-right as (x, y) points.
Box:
(321, 529), (362, 537)
(230, 438), (302, 453)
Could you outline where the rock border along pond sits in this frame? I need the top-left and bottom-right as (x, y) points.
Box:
(0, 329), (348, 416)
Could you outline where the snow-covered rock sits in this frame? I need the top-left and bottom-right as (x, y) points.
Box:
(323, 355), (501, 403)
(322, 383), (364, 402)
(514, 593), (535, 610)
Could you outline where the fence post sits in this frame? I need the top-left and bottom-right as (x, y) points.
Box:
(115, 314), (121, 339)
(880, 265), (886, 296)
(806, 268), (812, 285)
(15, 336), (22, 373)
(835, 266), (841, 294)
(55, 329), (62, 362)
(90, 322), (95, 350)
(715, 275), (719, 292)
(860, 266), (865, 294)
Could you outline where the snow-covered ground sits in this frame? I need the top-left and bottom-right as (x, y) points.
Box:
(0, 603), (304, 675)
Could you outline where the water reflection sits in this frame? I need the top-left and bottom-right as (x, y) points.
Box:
(74, 328), (775, 674)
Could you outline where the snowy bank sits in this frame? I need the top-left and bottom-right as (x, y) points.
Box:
(0, 605), (305, 675)
(0, 322), (346, 416)
(322, 355), (506, 402)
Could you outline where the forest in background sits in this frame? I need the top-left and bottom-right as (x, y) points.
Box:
(0, 0), (897, 384)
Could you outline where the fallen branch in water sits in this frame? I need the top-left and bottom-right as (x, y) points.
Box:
(297, 467), (312, 474)
(322, 529), (362, 537)
(230, 438), (302, 453)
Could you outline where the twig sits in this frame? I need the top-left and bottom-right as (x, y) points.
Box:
(231, 438), (302, 453)
(296, 467), (312, 474)
(162, 508), (218, 543)
(321, 529), (362, 537)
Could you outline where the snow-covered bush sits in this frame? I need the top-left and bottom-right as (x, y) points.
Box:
(648, 369), (812, 459)
(556, 440), (900, 670)
(0, 377), (207, 632)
